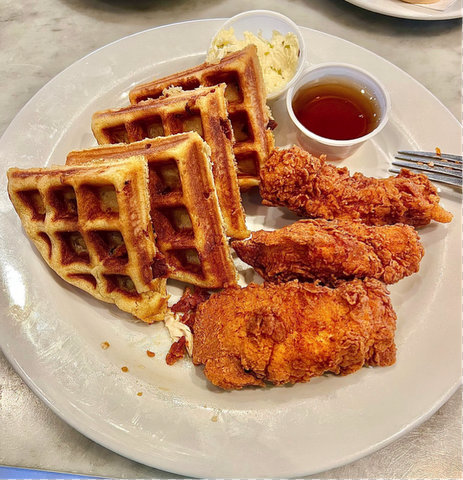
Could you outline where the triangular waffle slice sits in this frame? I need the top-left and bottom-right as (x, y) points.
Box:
(92, 84), (248, 240)
(7, 156), (168, 323)
(128, 45), (275, 191)
(67, 133), (238, 289)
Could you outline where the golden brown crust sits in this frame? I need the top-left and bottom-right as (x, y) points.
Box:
(192, 279), (396, 390)
(67, 134), (238, 289)
(92, 85), (248, 240)
(7, 156), (168, 322)
(129, 46), (275, 190)
(232, 219), (425, 284)
(260, 146), (453, 226)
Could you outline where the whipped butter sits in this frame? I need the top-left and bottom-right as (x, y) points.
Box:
(164, 311), (193, 356)
(207, 28), (300, 96)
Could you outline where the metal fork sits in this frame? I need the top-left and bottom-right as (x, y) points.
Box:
(389, 150), (462, 188)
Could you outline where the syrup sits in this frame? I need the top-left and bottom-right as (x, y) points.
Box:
(292, 79), (380, 141)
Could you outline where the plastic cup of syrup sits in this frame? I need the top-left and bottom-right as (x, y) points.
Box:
(286, 63), (390, 160)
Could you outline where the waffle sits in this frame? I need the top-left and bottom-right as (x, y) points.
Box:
(67, 133), (238, 289)
(7, 156), (168, 323)
(128, 45), (275, 190)
(92, 84), (248, 240)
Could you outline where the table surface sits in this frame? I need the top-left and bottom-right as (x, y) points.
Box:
(1, 0), (461, 478)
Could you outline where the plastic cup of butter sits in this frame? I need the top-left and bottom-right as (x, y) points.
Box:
(286, 63), (391, 161)
(208, 10), (306, 101)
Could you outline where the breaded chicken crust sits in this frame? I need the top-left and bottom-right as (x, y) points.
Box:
(192, 279), (396, 390)
(232, 219), (424, 284)
(259, 146), (452, 226)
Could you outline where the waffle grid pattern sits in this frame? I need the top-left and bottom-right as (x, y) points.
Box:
(128, 45), (275, 190)
(7, 157), (168, 322)
(67, 134), (238, 288)
(92, 84), (248, 239)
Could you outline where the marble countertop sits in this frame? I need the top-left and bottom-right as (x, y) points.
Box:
(1, 0), (461, 478)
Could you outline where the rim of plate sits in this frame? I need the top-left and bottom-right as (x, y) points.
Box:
(343, 0), (463, 20)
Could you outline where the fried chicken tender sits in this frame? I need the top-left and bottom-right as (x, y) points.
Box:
(232, 219), (424, 285)
(260, 146), (452, 226)
(192, 279), (396, 390)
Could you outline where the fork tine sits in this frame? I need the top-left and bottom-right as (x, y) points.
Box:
(392, 159), (462, 178)
(389, 167), (462, 187)
(395, 153), (463, 171)
(397, 150), (463, 164)
(392, 150), (463, 188)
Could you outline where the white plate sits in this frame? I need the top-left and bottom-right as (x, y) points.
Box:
(0, 19), (461, 478)
(344, 0), (462, 20)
